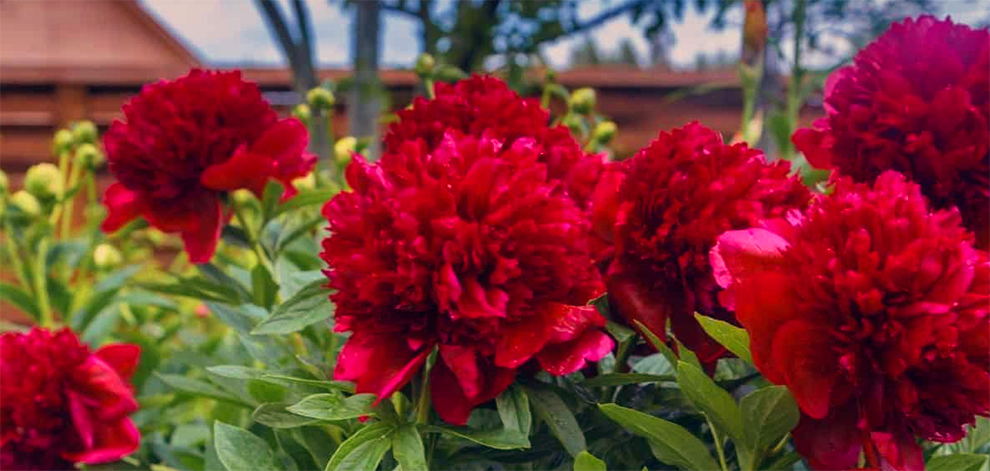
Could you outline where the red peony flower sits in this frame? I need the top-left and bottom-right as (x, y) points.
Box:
(793, 16), (990, 248)
(101, 69), (316, 263)
(322, 130), (613, 425)
(1, 328), (141, 470)
(592, 122), (811, 367)
(384, 75), (604, 209)
(712, 171), (989, 471)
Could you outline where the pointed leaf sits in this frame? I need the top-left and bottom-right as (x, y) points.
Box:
(287, 393), (376, 421)
(677, 361), (745, 447)
(695, 313), (753, 364)
(391, 424), (427, 471)
(214, 422), (280, 471)
(599, 404), (718, 471)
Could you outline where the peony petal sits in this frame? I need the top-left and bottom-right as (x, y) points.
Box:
(70, 357), (139, 421)
(95, 344), (141, 381)
(495, 315), (553, 369)
(68, 390), (95, 450)
(100, 183), (144, 233)
(61, 418), (140, 464)
(201, 145), (273, 197)
(438, 345), (483, 400)
(179, 195), (224, 264)
(605, 270), (671, 344)
(429, 358), (515, 426)
(770, 320), (839, 419)
(589, 166), (625, 243)
(791, 405), (861, 471)
(871, 429), (924, 471)
(710, 228), (791, 289)
(732, 271), (799, 383)
(334, 332), (430, 403)
(541, 303), (605, 344)
(792, 128), (831, 169)
(536, 328), (614, 376)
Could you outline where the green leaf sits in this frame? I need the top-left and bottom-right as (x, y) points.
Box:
(332, 436), (390, 471)
(676, 361), (745, 447)
(391, 424), (427, 471)
(673, 338), (702, 370)
(287, 393), (376, 421)
(253, 280), (332, 335)
(261, 181), (286, 222)
(496, 386), (532, 435)
(599, 404), (718, 471)
(204, 302), (264, 335)
(263, 374), (355, 393)
(927, 454), (989, 471)
(325, 422), (393, 471)
(214, 422), (280, 471)
(276, 188), (336, 216)
(199, 263), (252, 301)
(0, 282), (39, 319)
(155, 373), (251, 407)
(573, 451), (607, 471)
(425, 426), (530, 450)
(253, 403), (322, 429)
(523, 384), (585, 457)
(633, 320), (678, 367)
(252, 264), (278, 309)
(581, 373), (674, 387)
(740, 385), (800, 453)
(695, 313), (753, 364)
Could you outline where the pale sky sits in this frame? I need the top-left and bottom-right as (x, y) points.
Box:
(141, 0), (989, 71)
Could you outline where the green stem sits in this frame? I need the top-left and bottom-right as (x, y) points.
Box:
(60, 159), (86, 238)
(708, 416), (729, 471)
(783, 0), (808, 161)
(1, 221), (31, 290)
(34, 238), (53, 327)
(231, 201), (274, 275)
(424, 78), (436, 99)
(413, 374), (432, 426)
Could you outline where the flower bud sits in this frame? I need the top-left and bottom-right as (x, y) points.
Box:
(293, 172), (316, 191)
(10, 191), (40, 218)
(75, 143), (105, 169)
(562, 114), (585, 137)
(592, 121), (617, 144)
(231, 189), (255, 206)
(292, 104), (312, 126)
(93, 244), (123, 269)
(307, 87), (335, 111)
(569, 87), (596, 114)
(72, 120), (99, 145)
(414, 53), (436, 77)
(53, 129), (75, 155)
(0, 170), (8, 195)
(545, 69), (557, 83)
(25, 163), (63, 200)
(334, 136), (358, 165)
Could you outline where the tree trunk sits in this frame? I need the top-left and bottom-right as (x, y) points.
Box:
(350, 0), (382, 159)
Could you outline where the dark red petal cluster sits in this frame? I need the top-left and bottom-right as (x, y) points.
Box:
(793, 16), (990, 248)
(712, 171), (990, 471)
(102, 69), (316, 263)
(1, 328), (141, 470)
(322, 129), (613, 425)
(592, 122), (811, 367)
(385, 75), (605, 209)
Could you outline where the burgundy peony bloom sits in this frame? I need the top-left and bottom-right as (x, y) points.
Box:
(322, 130), (613, 425)
(1, 328), (141, 470)
(793, 16), (990, 248)
(384, 75), (605, 209)
(102, 69), (316, 263)
(712, 172), (989, 471)
(592, 122), (811, 367)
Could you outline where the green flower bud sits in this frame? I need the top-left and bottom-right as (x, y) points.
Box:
(293, 172), (316, 191)
(592, 121), (617, 144)
(93, 244), (123, 269)
(562, 114), (585, 137)
(10, 191), (40, 218)
(25, 163), (63, 199)
(53, 129), (75, 155)
(414, 53), (436, 77)
(231, 189), (255, 206)
(0, 170), (8, 195)
(72, 120), (99, 145)
(569, 87), (596, 114)
(307, 87), (335, 111)
(292, 104), (312, 126)
(75, 143), (105, 169)
(334, 136), (358, 165)
(545, 69), (557, 83)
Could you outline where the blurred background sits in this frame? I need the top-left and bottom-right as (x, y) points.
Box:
(2, 0), (988, 178)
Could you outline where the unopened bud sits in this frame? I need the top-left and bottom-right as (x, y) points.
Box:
(293, 172), (316, 191)
(93, 244), (123, 269)
(592, 121), (617, 144)
(562, 114), (585, 137)
(569, 87), (596, 114)
(232, 189), (255, 206)
(10, 191), (40, 218)
(25, 163), (63, 199)
(292, 104), (312, 126)
(546, 69), (557, 83)
(72, 121), (99, 145)
(75, 143), (105, 169)
(334, 136), (357, 165)
(53, 129), (75, 155)
(414, 53), (436, 77)
(307, 87), (335, 111)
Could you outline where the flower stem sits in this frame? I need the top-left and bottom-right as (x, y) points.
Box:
(34, 238), (53, 327)
(708, 416), (729, 471)
(60, 157), (86, 238)
(414, 374), (432, 426)
(231, 200), (274, 275)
